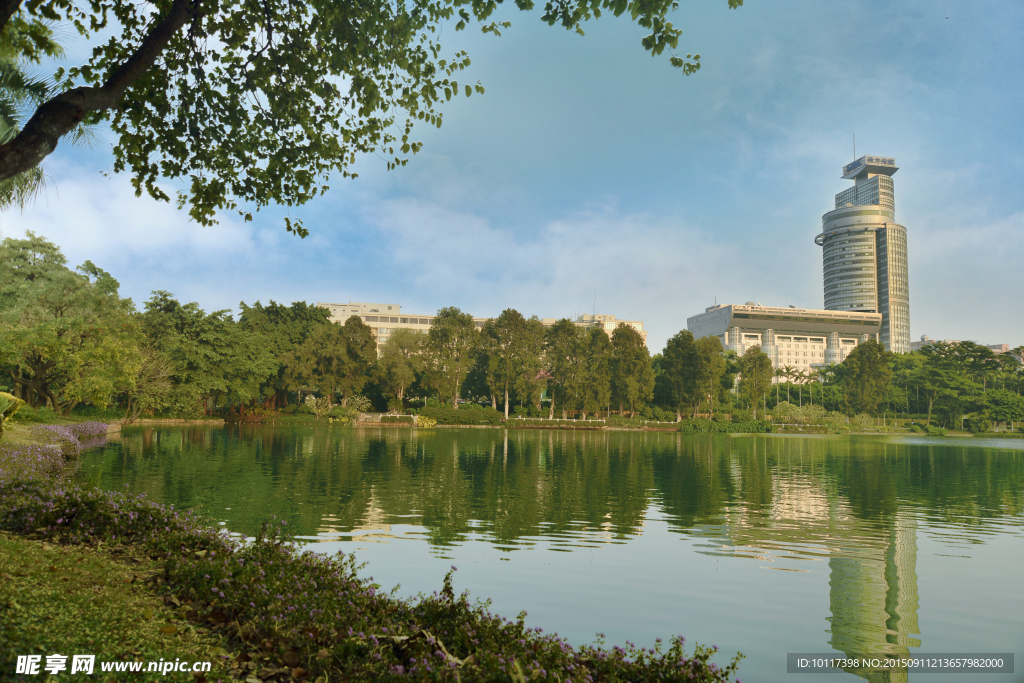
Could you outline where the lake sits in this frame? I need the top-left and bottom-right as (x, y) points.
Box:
(76, 426), (1024, 682)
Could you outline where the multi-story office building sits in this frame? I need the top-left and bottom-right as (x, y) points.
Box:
(817, 155), (910, 353)
(686, 303), (882, 375)
(317, 301), (647, 351)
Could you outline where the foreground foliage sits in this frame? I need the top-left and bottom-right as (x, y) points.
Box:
(0, 476), (743, 682)
(0, 532), (234, 682)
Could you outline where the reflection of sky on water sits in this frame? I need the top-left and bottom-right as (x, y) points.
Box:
(79, 428), (1024, 682)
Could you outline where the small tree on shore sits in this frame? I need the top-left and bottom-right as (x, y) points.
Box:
(739, 347), (773, 419)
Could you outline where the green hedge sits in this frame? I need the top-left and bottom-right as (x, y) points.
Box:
(680, 418), (774, 434)
(508, 418), (606, 429)
(418, 404), (503, 426)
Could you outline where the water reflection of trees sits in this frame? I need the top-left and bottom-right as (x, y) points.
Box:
(92, 429), (1024, 543)
(85, 428), (1023, 682)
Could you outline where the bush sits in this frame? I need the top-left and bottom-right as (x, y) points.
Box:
(640, 405), (677, 422)
(244, 405), (275, 418)
(850, 413), (874, 428)
(680, 419), (773, 434)
(0, 483), (744, 683)
(967, 418), (992, 434)
(69, 404), (125, 420)
(731, 420), (774, 434)
(381, 415), (414, 424)
(0, 392), (24, 438)
(13, 406), (60, 424)
(508, 418), (606, 429)
(730, 409), (752, 423)
(415, 416), (437, 428)
(926, 425), (947, 437)
(680, 418), (720, 434)
(419, 404), (503, 426)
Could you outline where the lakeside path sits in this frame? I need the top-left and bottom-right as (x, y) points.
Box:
(0, 421), (743, 683)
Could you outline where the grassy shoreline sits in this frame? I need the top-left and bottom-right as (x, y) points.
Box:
(0, 422), (744, 683)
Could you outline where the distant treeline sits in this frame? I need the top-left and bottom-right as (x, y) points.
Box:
(1, 235), (1022, 430)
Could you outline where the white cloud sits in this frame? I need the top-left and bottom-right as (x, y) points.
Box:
(365, 197), (742, 350)
(908, 211), (1024, 344)
(1, 162), (257, 259)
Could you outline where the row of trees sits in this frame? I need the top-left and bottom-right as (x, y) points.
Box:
(2, 235), (1021, 428)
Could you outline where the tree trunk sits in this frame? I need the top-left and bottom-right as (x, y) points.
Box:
(504, 386), (510, 420)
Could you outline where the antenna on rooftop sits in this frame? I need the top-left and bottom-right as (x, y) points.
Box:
(852, 133), (856, 160)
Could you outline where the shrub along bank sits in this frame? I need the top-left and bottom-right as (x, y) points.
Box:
(0, 425), (744, 683)
(678, 419), (774, 434)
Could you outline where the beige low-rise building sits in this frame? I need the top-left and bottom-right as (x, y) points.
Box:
(687, 302), (882, 377)
(317, 301), (647, 351)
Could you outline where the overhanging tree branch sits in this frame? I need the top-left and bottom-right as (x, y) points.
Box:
(0, 0), (196, 181)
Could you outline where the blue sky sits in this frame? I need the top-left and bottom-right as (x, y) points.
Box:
(2, 0), (1022, 352)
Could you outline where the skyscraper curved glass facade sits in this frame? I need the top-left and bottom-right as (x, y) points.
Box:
(817, 156), (911, 353)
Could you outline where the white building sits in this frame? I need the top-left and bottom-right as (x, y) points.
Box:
(687, 302), (882, 376)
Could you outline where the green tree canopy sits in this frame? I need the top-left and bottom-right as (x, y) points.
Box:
(239, 300), (331, 406)
(0, 233), (140, 414)
(142, 291), (278, 415)
(693, 335), (726, 418)
(659, 329), (697, 420)
(288, 317), (376, 405)
(839, 339), (892, 416)
(375, 327), (427, 411)
(738, 346), (772, 419)
(610, 324), (654, 417)
(544, 318), (588, 419)
(580, 328), (611, 419)
(0, 0), (741, 232)
(426, 307), (478, 407)
(485, 309), (545, 418)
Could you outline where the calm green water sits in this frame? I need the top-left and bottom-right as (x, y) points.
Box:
(76, 427), (1024, 682)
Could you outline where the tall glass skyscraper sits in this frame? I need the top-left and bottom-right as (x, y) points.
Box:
(816, 155), (910, 353)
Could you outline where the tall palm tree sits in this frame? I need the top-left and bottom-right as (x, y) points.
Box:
(774, 366), (785, 406)
(782, 365), (796, 403)
(0, 55), (48, 209)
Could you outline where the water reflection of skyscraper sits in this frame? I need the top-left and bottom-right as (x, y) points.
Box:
(688, 437), (921, 682)
(828, 512), (919, 682)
